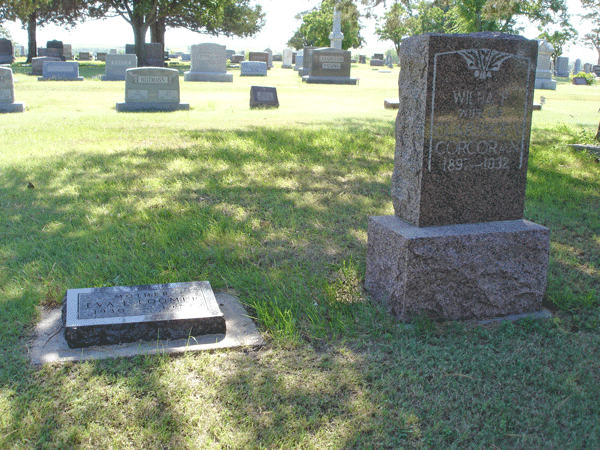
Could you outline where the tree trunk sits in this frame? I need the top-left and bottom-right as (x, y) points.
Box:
(131, 14), (149, 66)
(150, 17), (166, 45)
(26, 12), (37, 64)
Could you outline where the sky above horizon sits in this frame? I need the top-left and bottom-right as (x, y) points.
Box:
(3, 0), (598, 63)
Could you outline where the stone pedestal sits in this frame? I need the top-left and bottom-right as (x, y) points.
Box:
(535, 40), (556, 90)
(366, 216), (550, 321)
(366, 32), (549, 322)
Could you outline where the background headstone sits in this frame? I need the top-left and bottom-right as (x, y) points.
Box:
(282, 49), (293, 69)
(31, 56), (61, 75)
(39, 61), (84, 81)
(584, 63), (592, 73)
(250, 51), (269, 68)
(0, 38), (14, 64)
(78, 52), (91, 61)
(144, 43), (164, 67)
(264, 48), (273, 69)
(231, 54), (245, 63)
(249, 86), (279, 108)
(534, 40), (556, 90)
(62, 44), (73, 60)
(365, 32), (549, 322)
(240, 61), (267, 76)
(329, 7), (344, 49)
(555, 56), (569, 77)
(116, 67), (189, 111)
(184, 43), (233, 82)
(0, 67), (24, 113)
(102, 54), (138, 81)
(573, 58), (582, 74)
(302, 47), (357, 85)
(294, 52), (303, 72)
(96, 52), (107, 61)
(572, 76), (588, 85)
(46, 40), (64, 59)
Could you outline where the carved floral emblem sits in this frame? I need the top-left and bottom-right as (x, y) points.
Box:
(457, 49), (513, 80)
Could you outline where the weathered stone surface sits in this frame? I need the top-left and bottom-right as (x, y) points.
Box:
(39, 61), (83, 81)
(302, 47), (357, 85)
(250, 86), (279, 108)
(184, 43), (233, 82)
(282, 49), (293, 69)
(365, 216), (550, 321)
(62, 281), (226, 348)
(249, 52), (269, 67)
(391, 32), (538, 227)
(31, 56), (61, 75)
(240, 61), (267, 76)
(0, 38), (14, 64)
(102, 54), (137, 81)
(572, 77), (588, 85)
(555, 56), (569, 77)
(116, 67), (189, 111)
(0, 67), (24, 113)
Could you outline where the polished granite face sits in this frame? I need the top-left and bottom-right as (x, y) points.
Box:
(391, 33), (538, 227)
(63, 281), (226, 348)
(250, 86), (279, 108)
(124, 67), (181, 103)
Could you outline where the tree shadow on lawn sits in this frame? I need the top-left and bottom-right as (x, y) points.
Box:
(1, 120), (600, 448)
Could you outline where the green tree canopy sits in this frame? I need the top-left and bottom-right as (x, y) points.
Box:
(287, 0), (364, 50)
(90, 0), (264, 65)
(374, 0), (571, 54)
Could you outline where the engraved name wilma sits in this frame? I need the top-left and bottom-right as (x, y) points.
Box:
(428, 48), (531, 173)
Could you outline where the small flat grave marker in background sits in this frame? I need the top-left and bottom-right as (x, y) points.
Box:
(572, 77), (588, 85)
(250, 86), (279, 109)
(63, 281), (226, 348)
(116, 67), (189, 111)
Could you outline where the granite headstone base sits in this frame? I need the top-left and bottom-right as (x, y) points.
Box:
(116, 101), (190, 112)
(302, 75), (358, 85)
(365, 216), (550, 322)
(534, 79), (557, 90)
(101, 74), (127, 81)
(0, 103), (24, 113)
(63, 281), (226, 348)
(183, 71), (233, 82)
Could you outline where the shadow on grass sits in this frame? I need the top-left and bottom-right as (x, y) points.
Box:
(0, 120), (599, 448)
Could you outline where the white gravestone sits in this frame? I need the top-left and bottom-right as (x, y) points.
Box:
(534, 40), (556, 90)
(116, 67), (190, 112)
(282, 49), (293, 69)
(0, 67), (24, 113)
(329, 8), (344, 49)
(184, 43), (233, 82)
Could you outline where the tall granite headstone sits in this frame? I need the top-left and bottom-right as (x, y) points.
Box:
(555, 56), (569, 77)
(282, 49), (293, 69)
(294, 51), (303, 72)
(365, 32), (549, 322)
(102, 54), (137, 81)
(46, 40), (64, 59)
(63, 44), (73, 60)
(264, 48), (273, 69)
(0, 39), (15, 64)
(116, 67), (189, 111)
(573, 58), (581, 74)
(0, 67), (24, 113)
(302, 47), (357, 85)
(299, 46), (316, 76)
(534, 40), (556, 90)
(184, 43), (233, 82)
(329, 7), (344, 49)
(249, 51), (269, 68)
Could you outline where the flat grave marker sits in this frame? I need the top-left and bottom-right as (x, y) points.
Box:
(63, 281), (226, 348)
(250, 86), (279, 108)
(39, 61), (84, 81)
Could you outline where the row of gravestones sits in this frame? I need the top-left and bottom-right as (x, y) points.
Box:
(60, 32), (551, 349)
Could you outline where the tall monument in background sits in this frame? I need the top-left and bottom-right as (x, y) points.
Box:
(330, 7), (344, 49)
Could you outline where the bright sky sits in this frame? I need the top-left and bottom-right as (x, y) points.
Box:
(3, 0), (598, 62)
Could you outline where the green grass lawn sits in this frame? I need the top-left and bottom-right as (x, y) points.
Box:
(0, 63), (598, 449)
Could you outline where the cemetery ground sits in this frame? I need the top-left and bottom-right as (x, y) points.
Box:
(0, 60), (599, 449)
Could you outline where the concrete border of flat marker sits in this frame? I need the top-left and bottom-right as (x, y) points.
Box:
(29, 292), (265, 365)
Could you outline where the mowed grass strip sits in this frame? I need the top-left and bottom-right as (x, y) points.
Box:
(0, 63), (598, 449)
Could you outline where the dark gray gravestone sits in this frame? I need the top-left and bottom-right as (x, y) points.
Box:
(373, 53), (384, 60)
(63, 281), (226, 348)
(0, 38), (15, 64)
(78, 52), (91, 61)
(365, 32), (549, 322)
(370, 59), (384, 67)
(46, 40), (63, 59)
(250, 86), (279, 108)
(231, 54), (245, 64)
(144, 43), (164, 66)
(31, 56), (61, 75)
(391, 33), (537, 227)
(572, 76), (588, 85)
(303, 47), (357, 85)
(249, 51), (269, 67)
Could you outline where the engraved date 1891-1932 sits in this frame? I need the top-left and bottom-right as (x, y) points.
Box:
(442, 156), (509, 172)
